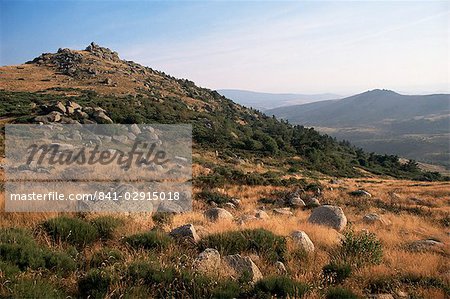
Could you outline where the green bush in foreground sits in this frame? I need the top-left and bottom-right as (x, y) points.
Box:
(199, 228), (287, 262)
(78, 269), (112, 299)
(127, 261), (241, 298)
(11, 279), (66, 299)
(0, 227), (76, 274)
(339, 229), (383, 267)
(252, 276), (309, 298)
(90, 247), (123, 268)
(0, 261), (20, 280)
(326, 287), (360, 299)
(42, 217), (99, 247)
(90, 216), (123, 240)
(123, 230), (173, 250)
(0, 228), (35, 245)
(44, 250), (77, 275)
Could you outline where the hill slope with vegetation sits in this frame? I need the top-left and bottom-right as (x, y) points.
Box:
(0, 43), (444, 181)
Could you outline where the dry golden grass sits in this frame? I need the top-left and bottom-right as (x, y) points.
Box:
(1, 168), (449, 297)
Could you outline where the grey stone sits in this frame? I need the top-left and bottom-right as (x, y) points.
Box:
(291, 231), (315, 252)
(308, 205), (347, 231)
(170, 224), (200, 243)
(255, 210), (270, 220)
(204, 208), (234, 222)
(363, 213), (391, 225)
(193, 248), (221, 274)
(223, 254), (263, 283)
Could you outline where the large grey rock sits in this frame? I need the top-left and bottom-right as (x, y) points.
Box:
(288, 194), (306, 208)
(54, 101), (67, 114)
(66, 100), (82, 111)
(223, 254), (263, 283)
(157, 201), (184, 213)
(255, 210), (270, 220)
(92, 110), (113, 124)
(363, 213), (391, 225)
(291, 231), (315, 252)
(170, 224), (200, 243)
(193, 248), (221, 274)
(409, 239), (444, 252)
(308, 205), (347, 231)
(204, 208), (234, 222)
(35, 111), (62, 123)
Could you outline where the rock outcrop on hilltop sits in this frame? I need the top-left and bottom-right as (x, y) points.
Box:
(33, 100), (113, 124)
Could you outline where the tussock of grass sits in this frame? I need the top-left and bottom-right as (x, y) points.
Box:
(123, 230), (173, 251)
(90, 216), (123, 240)
(42, 216), (99, 247)
(78, 269), (112, 299)
(199, 228), (287, 262)
(252, 276), (309, 298)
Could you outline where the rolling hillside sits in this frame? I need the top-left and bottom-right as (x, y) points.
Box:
(0, 44), (444, 181)
(267, 89), (450, 169)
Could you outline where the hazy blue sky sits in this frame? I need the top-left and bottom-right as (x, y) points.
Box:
(1, 1), (448, 94)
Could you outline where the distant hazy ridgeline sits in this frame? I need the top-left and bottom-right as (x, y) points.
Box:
(267, 89), (450, 169)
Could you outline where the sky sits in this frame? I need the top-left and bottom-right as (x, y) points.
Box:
(1, 1), (449, 95)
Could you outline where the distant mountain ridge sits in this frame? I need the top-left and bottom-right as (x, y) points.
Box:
(267, 89), (449, 127)
(267, 89), (450, 168)
(217, 89), (340, 110)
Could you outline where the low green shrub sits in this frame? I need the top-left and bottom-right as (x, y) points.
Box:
(0, 243), (47, 270)
(78, 269), (112, 299)
(90, 216), (123, 240)
(11, 279), (66, 299)
(44, 250), (77, 275)
(0, 261), (20, 279)
(252, 276), (309, 298)
(0, 228), (35, 245)
(42, 217), (99, 247)
(90, 247), (123, 268)
(123, 230), (173, 251)
(127, 261), (229, 298)
(322, 262), (352, 284)
(211, 280), (242, 299)
(326, 287), (360, 299)
(0, 227), (76, 274)
(199, 228), (287, 262)
(196, 190), (233, 205)
(339, 230), (383, 267)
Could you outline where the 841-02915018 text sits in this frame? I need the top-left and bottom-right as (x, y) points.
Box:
(9, 191), (181, 201)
